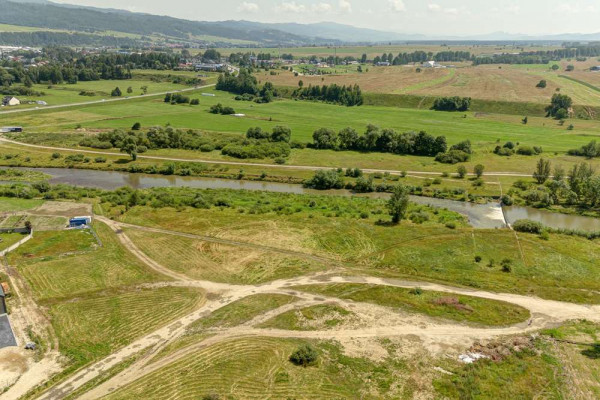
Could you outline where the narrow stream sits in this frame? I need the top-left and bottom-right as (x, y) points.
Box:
(10, 167), (600, 231)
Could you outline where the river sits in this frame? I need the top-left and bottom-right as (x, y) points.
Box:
(11, 167), (600, 231)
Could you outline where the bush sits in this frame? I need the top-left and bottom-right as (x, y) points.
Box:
(51, 152), (61, 159)
(209, 104), (235, 115)
(94, 156), (107, 163)
(474, 255), (482, 263)
(190, 98), (200, 105)
(445, 221), (456, 229)
(432, 96), (471, 112)
(501, 194), (513, 206)
(289, 344), (318, 367)
(304, 170), (344, 190)
(200, 144), (215, 152)
(131, 122), (141, 130)
(513, 219), (544, 234)
(435, 150), (470, 164)
(501, 259), (512, 273)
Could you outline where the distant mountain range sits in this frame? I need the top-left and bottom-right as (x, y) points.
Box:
(3, 0), (600, 46)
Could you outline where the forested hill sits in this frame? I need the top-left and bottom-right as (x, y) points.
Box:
(0, 0), (318, 46)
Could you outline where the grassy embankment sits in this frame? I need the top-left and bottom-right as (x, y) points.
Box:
(107, 189), (600, 304)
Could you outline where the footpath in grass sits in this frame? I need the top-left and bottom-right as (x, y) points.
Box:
(292, 283), (530, 327)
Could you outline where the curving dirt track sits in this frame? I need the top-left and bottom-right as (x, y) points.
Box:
(10, 218), (595, 400)
(1, 215), (597, 399)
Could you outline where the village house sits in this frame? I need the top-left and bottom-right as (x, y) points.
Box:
(1, 96), (20, 106)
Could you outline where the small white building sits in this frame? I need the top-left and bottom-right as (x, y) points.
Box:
(1, 97), (20, 106)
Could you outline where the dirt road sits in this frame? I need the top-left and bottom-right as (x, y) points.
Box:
(0, 85), (215, 116)
(0, 136), (533, 178)
(26, 219), (600, 400)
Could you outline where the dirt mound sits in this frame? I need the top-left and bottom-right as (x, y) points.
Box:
(433, 297), (474, 312)
(470, 335), (537, 362)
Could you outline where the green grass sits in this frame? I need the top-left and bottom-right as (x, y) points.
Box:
(50, 286), (204, 369)
(104, 337), (412, 400)
(16, 222), (164, 300)
(434, 340), (564, 399)
(292, 284), (530, 327)
(5, 87), (599, 153)
(0, 197), (44, 212)
(123, 228), (322, 284)
(259, 304), (353, 331)
(0, 232), (28, 251)
(110, 192), (600, 304)
(7, 229), (96, 262)
(188, 294), (297, 331)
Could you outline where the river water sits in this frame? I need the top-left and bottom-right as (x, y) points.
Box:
(12, 167), (600, 231)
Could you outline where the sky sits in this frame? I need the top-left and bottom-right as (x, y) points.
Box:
(51, 0), (600, 36)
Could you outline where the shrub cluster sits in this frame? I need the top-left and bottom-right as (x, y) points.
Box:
(432, 96), (471, 112)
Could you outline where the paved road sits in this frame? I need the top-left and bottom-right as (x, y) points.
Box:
(0, 84), (215, 116)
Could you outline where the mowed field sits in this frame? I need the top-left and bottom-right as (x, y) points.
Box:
(258, 61), (600, 105)
(5, 86), (600, 151)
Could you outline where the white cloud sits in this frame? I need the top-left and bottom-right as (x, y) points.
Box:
(506, 5), (520, 14)
(389, 0), (406, 12)
(428, 3), (461, 15)
(237, 1), (259, 13)
(278, 1), (306, 13)
(313, 2), (333, 13)
(339, 0), (352, 13)
(427, 3), (441, 12)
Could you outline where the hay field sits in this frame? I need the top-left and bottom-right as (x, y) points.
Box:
(123, 228), (323, 284)
(16, 222), (163, 300)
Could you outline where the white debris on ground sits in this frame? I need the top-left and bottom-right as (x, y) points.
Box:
(232, 114), (246, 117)
(458, 352), (488, 364)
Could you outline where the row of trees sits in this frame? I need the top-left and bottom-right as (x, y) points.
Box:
(291, 84), (363, 106)
(1, 50), (181, 86)
(526, 158), (600, 207)
(310, 125), (447, 156)
(474, 44), (600, 65)
(79, 125), (293, 161)
(372, 50), (472, 65)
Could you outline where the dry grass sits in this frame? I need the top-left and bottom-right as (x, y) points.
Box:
(123, 228), (322, 284)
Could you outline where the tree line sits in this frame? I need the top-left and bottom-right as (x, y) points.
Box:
(291, 84), (363, 106)
(1, 50), (181, 86)
(310, 125), (447, 156)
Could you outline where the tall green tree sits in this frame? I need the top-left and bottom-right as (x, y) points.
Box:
(533, 158), (551, 184)
(387, 184), (410, 224)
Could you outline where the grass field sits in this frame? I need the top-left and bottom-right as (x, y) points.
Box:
(258, 304), (354, 331)
(4, 86), (600, 178)
(104, 337), (417, 400)
(123, 228), (323, 284)
(0, 232), (28, 251)
(292, 284), (530, 326)
(188, 294), (297, 331)
(114, 198), (600, 304)
(51, 286), (204, 368)
(8, 229), (96, 262)
(0, 197), (44, 212)
(13, 222), (163, 300)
